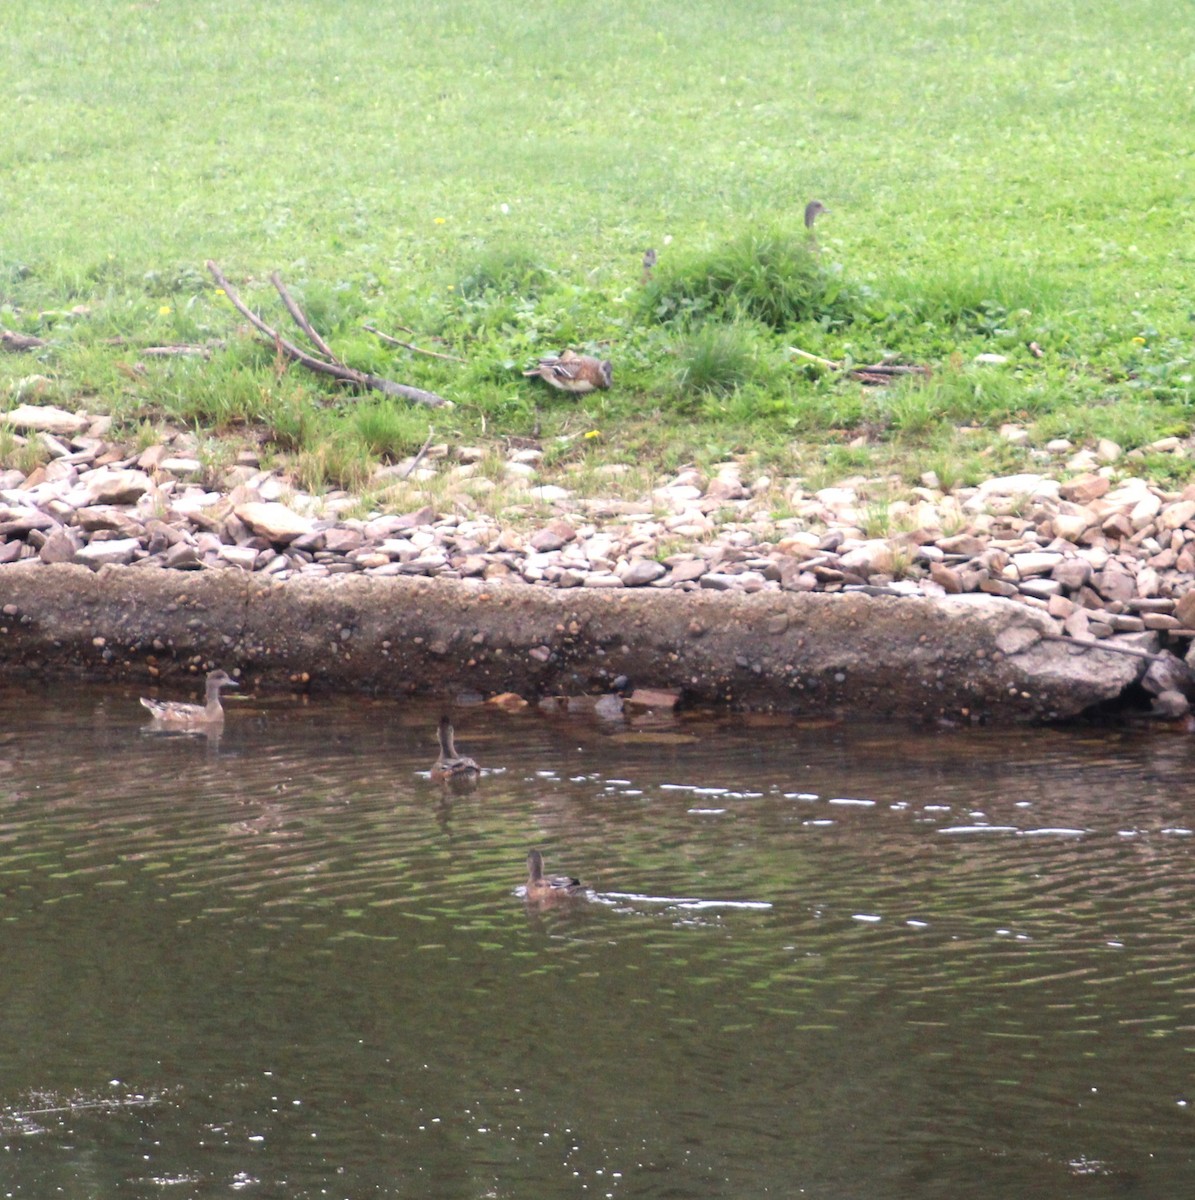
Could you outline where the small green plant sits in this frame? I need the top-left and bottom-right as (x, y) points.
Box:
(861, 499), (892, 538)
(294, 436), (374, 494)
(0, 427), (50, 475)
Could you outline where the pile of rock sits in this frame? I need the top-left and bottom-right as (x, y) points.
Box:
(4, 402), (1195, 714)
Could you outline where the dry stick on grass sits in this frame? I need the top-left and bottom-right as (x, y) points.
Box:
(205, 261), (449, 408)
(400, 425), (437, 480)
(140, 345), (214, 358)
(364, 323), (467, 364)
(788, 345), (932, 383)
(270, 272), (337, 361)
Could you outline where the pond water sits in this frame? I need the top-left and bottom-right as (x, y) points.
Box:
(0, 680), (1193, 1198)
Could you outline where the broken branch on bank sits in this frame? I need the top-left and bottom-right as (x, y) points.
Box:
(788, 345), (932, 386)
(205, 261), (449, 408)
(364, 323), (467, 363)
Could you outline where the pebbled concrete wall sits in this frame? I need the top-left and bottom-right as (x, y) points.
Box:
(0, 563), (1144, 722)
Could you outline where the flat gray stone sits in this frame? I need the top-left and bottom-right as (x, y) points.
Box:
(74, 538), (140, 568)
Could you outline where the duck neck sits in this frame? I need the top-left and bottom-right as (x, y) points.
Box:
(439, 723), (457, 759)
(205, 680), (225, 717)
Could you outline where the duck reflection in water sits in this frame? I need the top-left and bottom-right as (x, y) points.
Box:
(523, 848), (585, 903)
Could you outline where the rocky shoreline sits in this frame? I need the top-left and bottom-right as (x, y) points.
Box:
(2, 402), (1194, 721)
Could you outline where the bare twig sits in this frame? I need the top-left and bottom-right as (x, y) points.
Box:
(141, 345), (213, 358)
(1041, 632), (1180, 665)
(788, 346), (840, 369)
(270, 272), (337, 360)
(206, 262), (448, 408)
(365, 323), (467, 363)
(400, 426), (436, 480)
(788, 347), (932, 384)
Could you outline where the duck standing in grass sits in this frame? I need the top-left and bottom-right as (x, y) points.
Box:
(524, 849), (584, 902)
(430, 715), (480, 783)
(140, 669), (238, 728)
(522, 349), (613, 395)
(804, 199), (829, 229)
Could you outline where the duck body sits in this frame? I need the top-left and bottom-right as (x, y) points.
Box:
(140, 669), (238, 726)
(524, 849), (584, 901)
(522, 349), (613, 395)
(430, 716), (480, 782)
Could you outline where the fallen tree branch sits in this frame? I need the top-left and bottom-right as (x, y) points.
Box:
(364, 323), (467, 363)
(788, 346), (932, 385)
(206, 261), (449, 408)
(270, 272), (337, 361)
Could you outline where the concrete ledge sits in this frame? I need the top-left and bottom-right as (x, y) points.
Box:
(0, 563), (1145, 721)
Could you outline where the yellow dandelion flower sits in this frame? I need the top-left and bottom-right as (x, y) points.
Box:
(434, 217), (447, 225)
(215, 287), (226, 296)
(1132, 336), (1146, 345)
(584, 429), (602, 440)
(158, 304), (172, 316)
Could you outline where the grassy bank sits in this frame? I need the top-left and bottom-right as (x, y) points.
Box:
(3, 0), (1194, 509)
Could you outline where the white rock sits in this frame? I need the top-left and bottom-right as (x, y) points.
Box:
(530, 485), (572, 503)
(234, 501), (314, 544)
(1011, 551), (1063, 578)
(976, 474), (1059, 499)
(617, 558), (666, 587)
(76, 468), (153, 507)
(1, 404), (89, 437)
(218, 544), (260, 569)
(74, 538), (140, 568)
(838, 540), (894, 575)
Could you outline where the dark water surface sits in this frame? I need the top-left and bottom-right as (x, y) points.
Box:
(1, 680), (1194, 1198)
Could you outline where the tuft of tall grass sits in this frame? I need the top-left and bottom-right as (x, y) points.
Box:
(671, 323), (758, 398)
(353, 400), (432, 461)
(643, 227), (861, 330)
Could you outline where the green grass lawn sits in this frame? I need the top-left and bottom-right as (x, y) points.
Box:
(4, 0), (1195, 503)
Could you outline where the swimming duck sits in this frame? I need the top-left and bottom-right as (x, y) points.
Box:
(524, 848), (584, 900)
(430, 715), (480, 782)
(140, 669), (238, 726)
(522, 349), (613, 395)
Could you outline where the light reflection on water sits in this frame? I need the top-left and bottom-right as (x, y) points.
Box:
(1, 681), (1194, 1196)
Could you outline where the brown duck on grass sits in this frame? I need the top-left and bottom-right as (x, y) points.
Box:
(140, 669), (238, 727)
(524, 849), (584, 901)
(522, 349), (613, 395)
(430, 715), (480, 782)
